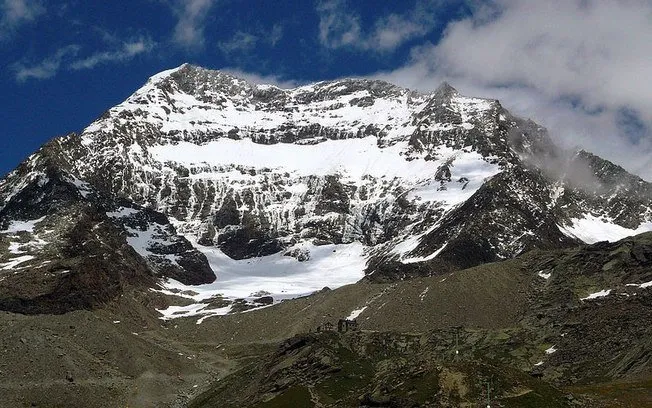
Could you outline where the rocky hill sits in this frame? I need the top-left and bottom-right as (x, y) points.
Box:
(0, 228), (650, 407)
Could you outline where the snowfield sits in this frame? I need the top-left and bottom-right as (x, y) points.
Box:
(156, 240), (367, 321)
(580, 289), (612, 301)
(149, 137), (498, 184)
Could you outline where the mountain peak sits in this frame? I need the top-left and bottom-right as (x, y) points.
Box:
(433, 81), (458, 98)
(142, 64), (428, 104)
(7, 63), (651, 316)
(146, 63), (188, 84)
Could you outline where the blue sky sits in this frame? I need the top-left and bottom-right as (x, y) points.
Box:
(2, 0), (652, 179)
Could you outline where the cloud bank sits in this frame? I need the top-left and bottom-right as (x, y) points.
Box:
(371, 0), (652, 179)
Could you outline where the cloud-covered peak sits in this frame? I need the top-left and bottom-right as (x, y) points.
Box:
(372, 0), (652, 180)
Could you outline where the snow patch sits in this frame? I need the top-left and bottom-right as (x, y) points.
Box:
(69, 177), (93, 198)
(8, 242), (26, 254)
(7, 236), (47, 254)
(124, 223), (181, 267)
(402, 243), (448, 264)
(537, 270), (551, 280)
(626, 280), (652, 289)
(580, 289), (611, 301)
(156, 303), (232, 323)
(152, 137), (425, 179)
(150, 138), (500, 191)
(1, 216), (46, 234)
(346, 306), (367, 320)
(419, 287), (430, 301)
(559, 214), (652, 244)
(0, 255), (36, 270)
(106, 207), (140, 218)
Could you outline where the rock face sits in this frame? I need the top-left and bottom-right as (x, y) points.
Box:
(1, 63), (652, 313)
(0, 139), (214, 314)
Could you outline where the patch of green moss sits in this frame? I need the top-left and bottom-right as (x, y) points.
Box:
(398, 370), (441, 403)
(254, 386), (312, 408)
(500, 388), (568, 408)
(315, 345), (374, 402)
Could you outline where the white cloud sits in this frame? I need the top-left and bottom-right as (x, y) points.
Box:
(218, 31), (258, 54)
(221, 68), (301, 89)
(370, 15), (429, 51)
(70, 38), (155, 70)
(13, 37), (155, 81)
(316, 0), (440, 52)
(12, 45), (79, 81)
(316, 0), (361, 49)
(269, 24), (283, 47)
(372, 0), (652, 180)
(432, 0), (652, 124)
(172, 0), (216, 49)
(0, 0), (44, 38)
(218, 24), (285, 56)
(368, 2), (440, 51)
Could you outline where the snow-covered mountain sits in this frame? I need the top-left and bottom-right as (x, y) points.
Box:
(2, 63), (652, 317)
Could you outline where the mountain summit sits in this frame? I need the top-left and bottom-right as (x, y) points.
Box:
(1, 64), (651, 316)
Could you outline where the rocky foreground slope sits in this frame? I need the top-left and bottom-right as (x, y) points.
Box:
(1, 63), (652, 316)
(184, 232), (652, 407)
(0, 232), (650, 407)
